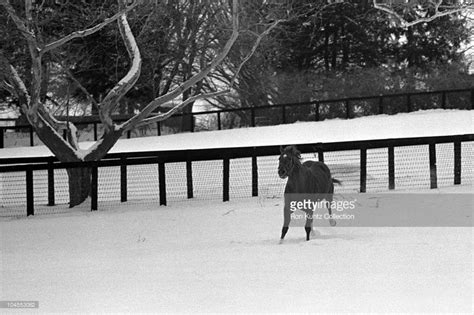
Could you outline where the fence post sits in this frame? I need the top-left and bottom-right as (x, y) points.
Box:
(120, 157), (127, 202)
(0, 128), (3, 148)
(441, 91), (446, 109)
(217, 112), (222, 130)
(186, 159), (193, 199)
(360, 147), (367, 193)
(93, 123), (98, 141)
(378, 96), (384, 114)
(158, 162), (166, 206)
(223, 157), (230, 202)
(429, 143), (437, 189)
(127, 130), (131, 139)
(345, 100), (351, 119)
(454, 141), (461, 185)
(315, 102), (320, 121)
(252, 153), (258, 197)
(317, 145), (324, 162)
(157, 122), (161, 136)
(281, 105), (286, 124)
(47, 160), (55, 206)
(471, 88), (474, 110)
(26, 169), (34, 216)
(251, 107), (256, 127)
(406, 94), (411, 112)
(388, 145), (395, 190)
(29, 126), (34, 146)
(91, 165), (98, 211)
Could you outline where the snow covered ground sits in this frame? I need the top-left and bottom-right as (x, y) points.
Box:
(0, 109), (472, 158)
(0, 109), (473, 313)
(0, 186), (472, 313)
(1, 109), (473, 215)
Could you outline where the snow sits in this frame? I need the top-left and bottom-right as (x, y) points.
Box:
(0, 186), (472, 313)
(0, 109), (473, 312)
(0, 107), (18, 128)
(0, 109), (472, 158)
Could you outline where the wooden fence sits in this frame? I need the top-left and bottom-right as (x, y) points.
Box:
(0, 87), (472, 148)
(0, 133), (472, 216)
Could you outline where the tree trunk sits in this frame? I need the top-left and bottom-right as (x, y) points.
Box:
(67, 167), (91, 208)
(180, 102), (194, 132)
(28, 114), (123, 208)
(66, 129), (123, 207)
(324, 22), (330, 71)
(331, 26), (339, 70)
(40, 61), (49, 103)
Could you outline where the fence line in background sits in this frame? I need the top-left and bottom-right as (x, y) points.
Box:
(0, 134), (472, 217)
(1, 88), (472, 148)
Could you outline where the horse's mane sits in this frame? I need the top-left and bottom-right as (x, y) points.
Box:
(282, 145), (302, 164)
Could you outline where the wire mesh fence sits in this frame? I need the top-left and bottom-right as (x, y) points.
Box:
(437, 143), (454, 187)
(395, 145), (430, 190)
(1, 88), (472, 149)
(365, 148), (388, 192)
(229, 158), (253, 200)
(461, 142), (474, 185)
(1, 137), (473, 218)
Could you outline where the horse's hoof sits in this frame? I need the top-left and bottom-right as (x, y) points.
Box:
(279, 239), (284, 244)
(329, 219), (337, 226)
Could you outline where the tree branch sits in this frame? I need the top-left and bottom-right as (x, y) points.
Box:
(36, 106), (79, 151)
(0, 79), (15, 96)
(119, 0), (240, 132)
(0, 52), (30, 114)
(1, 0), (43, 113)
(41, 0), (141, 54)
(62, 67), (100, 113)
(373, 0), (473, 28)
(230, 19), (284, 87)
(99, 1), (142, 132)
(0, 0), (37, 44)
(135, 90), (229, 128)
(1, 49), (80, 154)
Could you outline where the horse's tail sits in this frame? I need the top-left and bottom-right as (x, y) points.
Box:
(332, 178), (342, 185)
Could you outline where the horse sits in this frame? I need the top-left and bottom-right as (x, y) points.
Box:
(278, 145), (340, 242)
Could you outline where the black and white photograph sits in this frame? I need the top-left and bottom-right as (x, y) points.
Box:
(0, 0), (473, 313)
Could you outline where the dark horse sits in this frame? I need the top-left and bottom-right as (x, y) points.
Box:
(278, 145), (340, 242)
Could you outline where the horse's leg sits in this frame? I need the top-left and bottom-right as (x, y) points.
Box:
(280, 205), (291, 243)
(305, 210), (313, 241)
(327, 184), (337, 227)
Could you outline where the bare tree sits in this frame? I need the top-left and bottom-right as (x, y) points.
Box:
(0, 0), (280, 207)
(1, 0), (470, 208)
(373, 0), (473, 28)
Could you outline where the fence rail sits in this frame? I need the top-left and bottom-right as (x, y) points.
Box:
(1, 87), (472, 148)
(1, 134), (473, 217)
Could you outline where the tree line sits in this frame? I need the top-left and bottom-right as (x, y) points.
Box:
(2, 1), (472, 125)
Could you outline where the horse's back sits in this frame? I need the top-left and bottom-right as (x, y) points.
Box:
(303, 160), (331, 177)
(302, 160), (333, 193)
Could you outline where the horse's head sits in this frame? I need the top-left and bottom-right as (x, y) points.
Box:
(278, 145), (301, 179)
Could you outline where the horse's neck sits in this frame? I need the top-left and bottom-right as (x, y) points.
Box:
(291, 160), (303, 174)
(287, 163), (307, 190)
